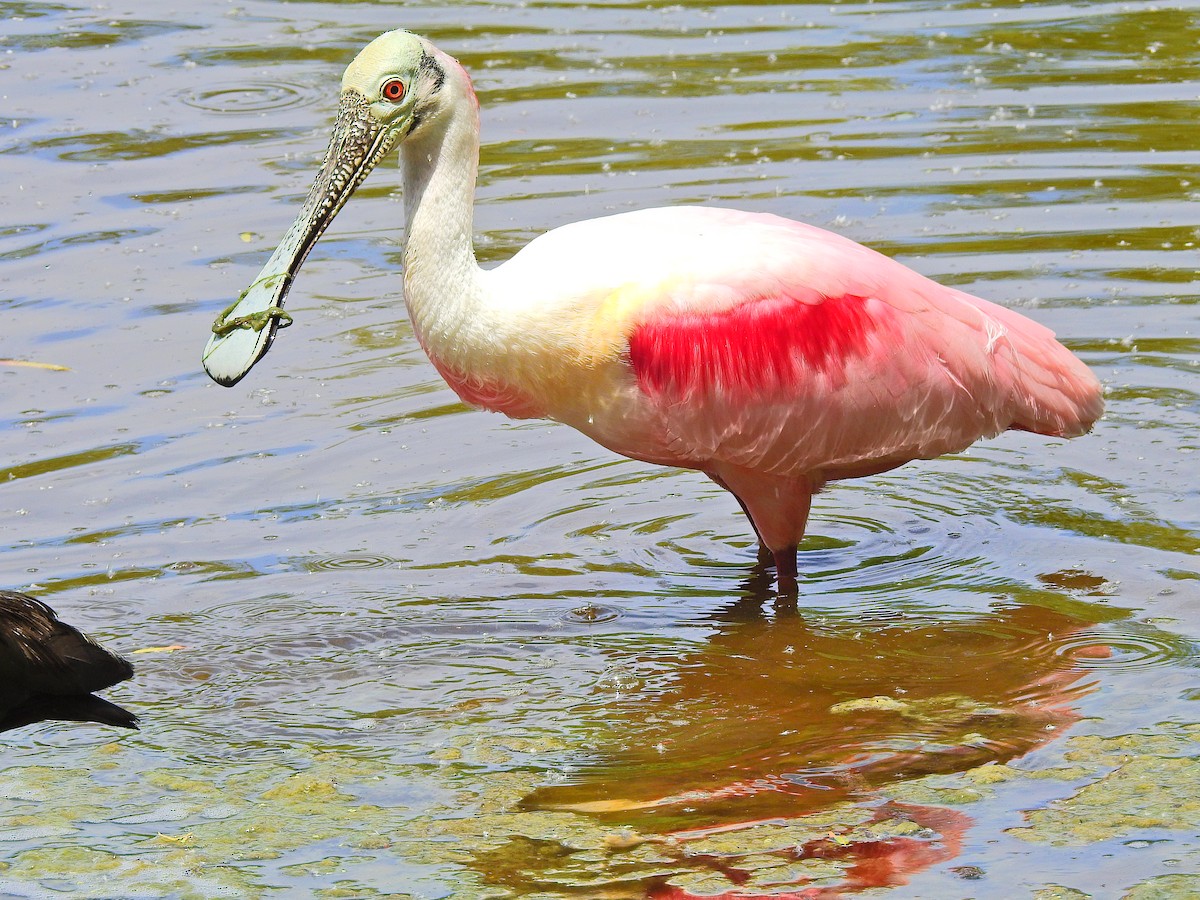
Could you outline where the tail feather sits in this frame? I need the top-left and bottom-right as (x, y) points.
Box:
(983, 303), (1104, 438)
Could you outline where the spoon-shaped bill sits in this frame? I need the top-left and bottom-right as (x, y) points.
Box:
(202, 91), (395, 387)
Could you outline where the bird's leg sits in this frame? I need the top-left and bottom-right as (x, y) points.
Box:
(774, 545), (800, 596)
(707, 472), (773, 562)
(706, 464), (813, 590)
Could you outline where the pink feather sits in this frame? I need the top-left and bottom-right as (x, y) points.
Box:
(506, 207), (1103, 578)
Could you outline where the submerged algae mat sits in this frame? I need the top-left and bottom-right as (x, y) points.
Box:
(4, 693), (1200, 897)
(4, 592), (1200, 898)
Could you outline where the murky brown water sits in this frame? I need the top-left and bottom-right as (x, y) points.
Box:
(2, 0), (1198, 896)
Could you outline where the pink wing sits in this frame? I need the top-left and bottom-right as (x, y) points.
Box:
(619, 209), (1103, 482)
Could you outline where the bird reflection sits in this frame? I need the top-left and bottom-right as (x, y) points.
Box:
(500, 586), (1115, 896)
(0, 591), (138, 733)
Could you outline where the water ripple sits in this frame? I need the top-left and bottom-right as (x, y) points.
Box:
(179, 81), (320, 115)
(1051, 627), (1198, 672)
(561, 603), (623, 625)
(306, 554), (400, 571)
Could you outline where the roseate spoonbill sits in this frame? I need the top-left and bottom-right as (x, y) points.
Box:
(0, 591), (137, 731)
(202, 30), (1104, 587)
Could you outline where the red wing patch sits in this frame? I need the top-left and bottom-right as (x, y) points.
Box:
(628, 293), (884, 397)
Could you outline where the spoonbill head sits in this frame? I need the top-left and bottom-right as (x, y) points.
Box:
(202, 30), (458, 383)
(202, 30), (1104, 589)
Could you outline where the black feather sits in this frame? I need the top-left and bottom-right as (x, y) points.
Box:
(0, 591), (138, 733)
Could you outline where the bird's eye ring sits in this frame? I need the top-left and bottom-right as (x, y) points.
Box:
(381, 78), (406, 102)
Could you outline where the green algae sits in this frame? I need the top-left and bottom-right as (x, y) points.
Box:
(0, 718), (1023, 897)
(261, 773), (358, 809)
(0, 743), (426, 896)
(426, 730), (570, 768)
(643, 849), (849, 897)
(4, 699), (1197, 899)
(1062, 726), (1200, 763)
(145, 769), (225, 795)
(1005, 724), (1200, 847)
(667, 870), (745, 895)
(679, 807), (872, 857)
(741, 857), (848, 889)
(1012, 754), (1200, 846)
(399, 772), (938, 896)
(1033, 887), (1092, 900)
(830, 695), (911, 715)
(885, 760), (1094, 807)
(881, 723), (1200, 857)
(830, 693), (1005, 726)
(0, 845), (255, 899)
(1123, 874), (1200, 899)
(7, 712), (1197, 900)
(315, 883), (421, 899)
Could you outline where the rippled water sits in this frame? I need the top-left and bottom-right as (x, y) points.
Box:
(2, 0), (1198, 896)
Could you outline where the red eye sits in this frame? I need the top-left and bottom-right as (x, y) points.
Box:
(381, 78), (406, 102)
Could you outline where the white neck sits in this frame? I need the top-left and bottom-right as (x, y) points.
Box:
(399, 70), (486, 360)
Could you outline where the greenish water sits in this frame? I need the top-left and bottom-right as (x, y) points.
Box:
(1, 0), (1198, 896)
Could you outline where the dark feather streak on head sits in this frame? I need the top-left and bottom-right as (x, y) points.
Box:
(418, 49), (446, 93)
(406, 50), (447, 136)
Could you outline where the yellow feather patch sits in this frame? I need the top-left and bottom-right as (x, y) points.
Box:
(585, 281), (673, 363)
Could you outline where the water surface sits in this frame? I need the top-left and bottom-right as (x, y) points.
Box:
(1, 0), (1198, 896)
